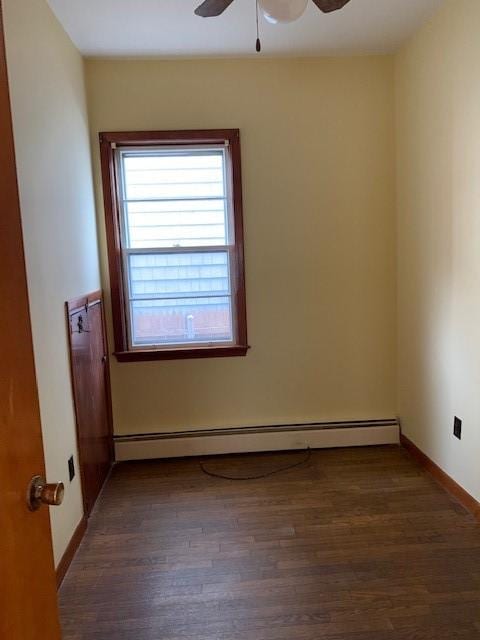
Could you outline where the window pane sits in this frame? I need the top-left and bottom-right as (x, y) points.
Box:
(123, 152), (225, 201)
(126, 199), (227, 248)
(129, 252), (231, 299)
(130, 297), (233, 347)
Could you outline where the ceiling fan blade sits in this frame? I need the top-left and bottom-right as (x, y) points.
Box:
(311, 0), (352, 13)
(194, 0), (235, 18)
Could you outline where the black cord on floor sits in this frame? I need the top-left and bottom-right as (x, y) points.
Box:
(199, 448), (311, 481)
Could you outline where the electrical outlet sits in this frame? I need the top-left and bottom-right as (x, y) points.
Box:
(453, 417), (462, 440)
(68, 455), (75, 481)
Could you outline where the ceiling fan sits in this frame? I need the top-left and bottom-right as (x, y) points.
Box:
(194, 0), (353, 51)
(194, 0), (352, 19)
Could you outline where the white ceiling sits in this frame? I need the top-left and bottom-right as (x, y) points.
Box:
(47, 0), (445, 58)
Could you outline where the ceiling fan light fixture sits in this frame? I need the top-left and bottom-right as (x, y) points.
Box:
(259, 0), (309, 24)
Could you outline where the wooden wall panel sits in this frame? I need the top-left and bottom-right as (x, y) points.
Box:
(67, 293), (113, 516)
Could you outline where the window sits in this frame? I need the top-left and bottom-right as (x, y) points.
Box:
(100, 130), (248, 362)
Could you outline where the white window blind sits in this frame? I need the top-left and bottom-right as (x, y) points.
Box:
(116, 145), (236, 349)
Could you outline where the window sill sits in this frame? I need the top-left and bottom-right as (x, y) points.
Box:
(114, 344), (250, 362)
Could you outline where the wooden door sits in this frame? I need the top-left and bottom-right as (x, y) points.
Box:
(67, 293), (114, 516)
(0, 4), (62, 638)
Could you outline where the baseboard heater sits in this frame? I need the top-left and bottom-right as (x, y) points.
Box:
(114, 418), (399, 461)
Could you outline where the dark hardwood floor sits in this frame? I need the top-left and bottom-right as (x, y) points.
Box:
(59, 445), (480, 639)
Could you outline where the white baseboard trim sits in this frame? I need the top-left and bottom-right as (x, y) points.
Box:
(114, 419), (399, 461)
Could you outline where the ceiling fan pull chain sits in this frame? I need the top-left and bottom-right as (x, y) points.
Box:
(255, 0), (261, 52)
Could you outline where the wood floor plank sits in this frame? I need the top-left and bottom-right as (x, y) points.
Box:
(59, 446), (480, 639)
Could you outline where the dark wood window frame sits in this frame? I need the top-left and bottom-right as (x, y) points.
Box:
(99, 129), (248, 362)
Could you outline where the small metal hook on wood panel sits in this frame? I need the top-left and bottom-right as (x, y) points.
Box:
(72, 312), (91, 334)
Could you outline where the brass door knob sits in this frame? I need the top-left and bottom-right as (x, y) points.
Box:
(27, 475), (65, 512)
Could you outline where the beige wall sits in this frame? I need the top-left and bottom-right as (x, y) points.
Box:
(86, 57), (397, 436)
(4, 0), (101, 564)
(396, 0), (480, 500)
